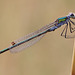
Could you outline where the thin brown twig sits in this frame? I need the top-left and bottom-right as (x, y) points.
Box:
(71, 40), (75, 75)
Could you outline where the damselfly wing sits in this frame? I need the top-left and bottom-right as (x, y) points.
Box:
(10, 22), (56, 53)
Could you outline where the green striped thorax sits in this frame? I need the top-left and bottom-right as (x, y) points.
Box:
(58, 17), (67, 23)
(56, 12), (75, 24)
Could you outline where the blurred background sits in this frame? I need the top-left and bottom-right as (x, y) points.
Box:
(0, 0), (75, 75)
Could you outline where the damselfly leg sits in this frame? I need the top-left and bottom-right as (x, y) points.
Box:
(69, 19), (75, 25)
(61, 22), (68, 38)
(69, 22), (72, 33)
(65, 23), (68, 38)
(69, 20), (75, 32)
(61, 19), (75, 38)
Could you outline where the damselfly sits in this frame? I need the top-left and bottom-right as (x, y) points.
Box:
(0, 12), (75, 54)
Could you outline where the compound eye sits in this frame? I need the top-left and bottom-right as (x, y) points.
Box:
(71, 13), (74, 16)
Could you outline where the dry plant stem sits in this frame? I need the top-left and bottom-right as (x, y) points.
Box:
(71, 39), (75, 75)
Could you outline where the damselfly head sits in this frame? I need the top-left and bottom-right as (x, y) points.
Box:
(68, 12), (75, 19)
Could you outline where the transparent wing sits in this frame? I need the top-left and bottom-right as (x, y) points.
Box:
(10, 34), (45, 53)
(10, 22), (56, 53)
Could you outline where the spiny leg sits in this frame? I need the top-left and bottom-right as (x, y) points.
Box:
(69, 21), (75, 33)
(69, 19), (75, 25)
(69, 22), (72, 33)
(61, 25), (67, 36)
(69, 19), (75, 32)
(61, 22), (68, 38)
(65, 23), (68, 38)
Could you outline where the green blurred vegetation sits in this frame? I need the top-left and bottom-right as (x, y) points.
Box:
(0, 0), (75, 75)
